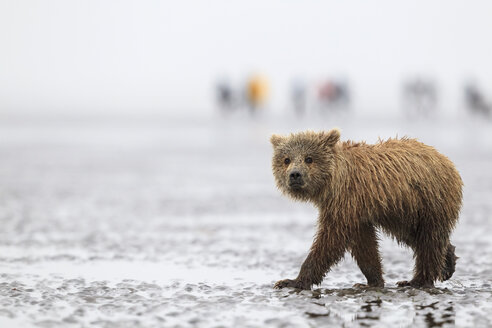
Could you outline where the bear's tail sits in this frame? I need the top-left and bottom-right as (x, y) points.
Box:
(442, 244), (458, 281)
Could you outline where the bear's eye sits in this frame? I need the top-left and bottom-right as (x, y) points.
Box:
(284, 158), (291, 165)
(305, 157), (313, 164)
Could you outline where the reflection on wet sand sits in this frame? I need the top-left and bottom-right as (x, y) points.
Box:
(276, 285), (487, 327)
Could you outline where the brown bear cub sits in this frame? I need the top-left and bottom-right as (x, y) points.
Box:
(270, 129), (463, 289)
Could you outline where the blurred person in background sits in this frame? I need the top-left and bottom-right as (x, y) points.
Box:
(401, 78), (438, 118)
(245, 74), (269, 113)
(464, 82), (491, 118)
(290, 78), (307, 116)
(216, 79), (238, 113)
(317, 79), (350, 115)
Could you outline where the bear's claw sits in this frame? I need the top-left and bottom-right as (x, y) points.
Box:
(274, 279), (310, 290)
(396, 280), (411, 287)
(353, 282), (384, 289)
(397, 280), (434, 288)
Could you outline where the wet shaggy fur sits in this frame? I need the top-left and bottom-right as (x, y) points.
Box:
(270, 129), (463, 289)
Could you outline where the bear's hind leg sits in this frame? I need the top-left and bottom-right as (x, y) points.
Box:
(442, 243), (458, 281)
(350, 223), (384, 288)
(397, 238), (448, 288)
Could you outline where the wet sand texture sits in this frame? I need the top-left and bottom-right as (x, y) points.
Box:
(0, 116), (491, 327)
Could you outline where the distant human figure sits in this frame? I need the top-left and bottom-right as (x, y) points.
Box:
(401, 79), (438, 117)
(216, 80), (237, 112)
(317, 80), (350, 113)
(246, 74), (269, 112)
(464, 83), (491, 117)
(290, 79), (307, 116)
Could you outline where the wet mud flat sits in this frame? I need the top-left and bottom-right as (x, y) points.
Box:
(0, 115), (491, 327)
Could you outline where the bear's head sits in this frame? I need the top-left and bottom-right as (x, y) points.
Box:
(270, 129), (340, 202)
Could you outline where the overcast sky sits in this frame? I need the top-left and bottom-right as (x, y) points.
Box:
(1, 0), (492, 116)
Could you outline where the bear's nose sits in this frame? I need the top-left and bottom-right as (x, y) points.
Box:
(289, 170), (302, 182)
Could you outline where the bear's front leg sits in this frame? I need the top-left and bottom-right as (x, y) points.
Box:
(274, 224), (348, 290)
(349, 222), (384, 288)
(274, 250), (323, 290)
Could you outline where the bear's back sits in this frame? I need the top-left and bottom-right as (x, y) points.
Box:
(333, 137), (463, 226)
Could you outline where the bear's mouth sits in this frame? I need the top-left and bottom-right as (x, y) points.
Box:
(289, 182), (305, 190)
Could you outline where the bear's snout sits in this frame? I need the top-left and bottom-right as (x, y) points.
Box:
(289, 170), (304, 187)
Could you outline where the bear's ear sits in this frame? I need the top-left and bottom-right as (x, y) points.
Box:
(321, 128), (341, 148)
(270, 134), (285, 148)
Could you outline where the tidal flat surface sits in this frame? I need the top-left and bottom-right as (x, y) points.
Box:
(0, 114), (491, 327)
